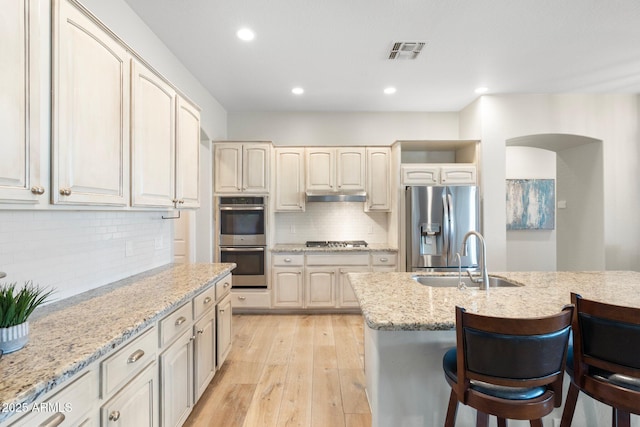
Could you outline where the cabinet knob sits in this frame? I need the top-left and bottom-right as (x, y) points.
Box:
(41, 412), (65, 427)
(224, 282), (230, 288)
(238, 296), (246, 301)
(31, 186), (45, 195)
(127, 349), (145, 364)
(197, 329), (204, 334)
(284, 258), (292, 263)
(379, 257), (389, 262)
(172, 198), (178, 204)
(109, 411), (121, 421)
(203, 296), (212, 305)
(179, 199), (185, 204)
(175, 316), (187, 326)
(220, 309), (225, 313)
(59, 188), (71, 196)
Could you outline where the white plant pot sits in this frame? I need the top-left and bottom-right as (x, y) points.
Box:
(0, 322), (29, 354)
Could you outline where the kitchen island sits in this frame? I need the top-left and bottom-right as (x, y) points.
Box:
(0, 262), (235, 425)
(348, 271), (640, 427)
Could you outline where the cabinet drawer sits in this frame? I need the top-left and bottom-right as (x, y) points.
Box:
(371, 252), (397, 266)
(101, 327), (157, 397)
(10, 369), (99, 427)
(194, 285), (216, 320)
(215, 274), (232, 300)
(159, 302), (192, 347)
(306, 253), (369, 266)
(272, 254), (304, 266)
(231, 291), (271, 309)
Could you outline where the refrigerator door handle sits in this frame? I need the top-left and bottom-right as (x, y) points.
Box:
(442, 190), (451, 261)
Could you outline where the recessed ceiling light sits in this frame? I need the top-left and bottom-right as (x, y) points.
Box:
(237, 28), (255, 41)
(384, 87), (397, 95)
(475, 87), (489, 94)
(292, 87), (304, 95)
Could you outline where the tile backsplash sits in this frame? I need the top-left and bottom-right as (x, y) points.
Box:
(274, 202), (388, 243)
(0, 210), (172, 302)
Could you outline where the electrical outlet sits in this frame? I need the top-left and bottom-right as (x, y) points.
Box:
(125, 241), (134, 257)
(155, 236), (163, 250)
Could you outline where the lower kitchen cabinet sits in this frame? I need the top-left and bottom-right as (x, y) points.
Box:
(193, 309), (216, 402)
(338, 266), (369, 308)
(101, 363), (158, 427)
(160, 330), (194, 427)
(305, 268), (336, 308)
(216, 292), (233, 368)
(272, 267), (304, 308)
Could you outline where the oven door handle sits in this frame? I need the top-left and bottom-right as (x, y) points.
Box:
(220, 247), (265, 252)
(219, 206), (264, 211)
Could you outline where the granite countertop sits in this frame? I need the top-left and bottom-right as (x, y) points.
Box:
(271, 243), (398, 252)
(348, 271), (640, 331)
(0, 262), (235, 417)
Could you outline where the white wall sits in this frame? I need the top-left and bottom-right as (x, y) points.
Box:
(466, 94), (640, 271)
(505, 147), (557, 271)
(228, 112), (459, 146)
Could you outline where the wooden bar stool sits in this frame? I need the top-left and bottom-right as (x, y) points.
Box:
(560, 293), (640, 427)
(442, 305), (574, 427)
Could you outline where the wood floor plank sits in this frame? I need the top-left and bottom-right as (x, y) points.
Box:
(345, 413), (372, 427)
(265, 316), (298, 365)
(184, 383), (256, 427)
(314, 345), (338, 369)
(277, 361), (313, 427)
(311, 367), (346, 427)
(338, 368), (370, 414)
(313, 314), (335, 346)
(334, 325), (363, 370)
(242, 364), (288, 427)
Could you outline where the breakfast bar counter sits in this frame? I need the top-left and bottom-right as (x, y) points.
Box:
(347, 271), (640, 427)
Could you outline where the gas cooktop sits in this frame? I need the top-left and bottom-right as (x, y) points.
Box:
(305, 240), (368, 248)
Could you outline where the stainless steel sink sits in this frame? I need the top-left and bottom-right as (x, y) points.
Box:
(412, 275), (522, 288)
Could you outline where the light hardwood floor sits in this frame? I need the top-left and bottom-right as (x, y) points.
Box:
(184, 314), (371, 427)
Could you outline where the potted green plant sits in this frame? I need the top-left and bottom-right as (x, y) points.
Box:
(0, 281), (54, 354)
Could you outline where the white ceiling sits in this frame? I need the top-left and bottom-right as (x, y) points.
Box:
(123, 0), (640, 112)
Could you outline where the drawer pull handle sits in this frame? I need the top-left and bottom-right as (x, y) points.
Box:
(203, 296), (212, 304)
(109, 411), (121, 421)
(42, 412), (66, 427)
(127, 349), (145, 364)
(284, 258), (292, 263)
(175, 316), (187, 326)
(238, 296), (246, 301)
(220, 309), (225, 313)
(379, 257), (388, 262)
(224, 282), (230, 288)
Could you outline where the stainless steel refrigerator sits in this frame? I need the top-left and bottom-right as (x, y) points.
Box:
(406, 185), (480, 271)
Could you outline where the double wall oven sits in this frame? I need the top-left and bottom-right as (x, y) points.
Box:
(218, 196), (266, 289)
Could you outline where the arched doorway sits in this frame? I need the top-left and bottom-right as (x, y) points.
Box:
(505, 134), (604, 271)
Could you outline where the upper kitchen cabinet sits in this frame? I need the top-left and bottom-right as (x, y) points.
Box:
(398, 140), (479, 186)
(52, 0), (130, 206)
(306, 147), (365, 192)
(401, 164), (476, 186)
(365, 147), (391, 211)
(174, 96), (200, 208)
(274, 147), (305, 211)
(214, 142), (271, 194)
(0, 0), (45, 204)
(131, 60), (176, 208)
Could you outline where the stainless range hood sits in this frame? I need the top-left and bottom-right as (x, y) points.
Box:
(305, 190), (367, 202)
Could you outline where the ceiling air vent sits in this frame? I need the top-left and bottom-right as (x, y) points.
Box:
(388, 41), (426, 60)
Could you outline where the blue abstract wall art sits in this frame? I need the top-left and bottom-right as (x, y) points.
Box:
(506, 179), (555, 230)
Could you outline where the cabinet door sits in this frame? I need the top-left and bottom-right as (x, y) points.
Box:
(101, 363), (158, 427)
(272, 267), (304, 307)
(365, 147), (391, 211)
(243, 144), (270, 193)
(440, 165), (476, 185)
(336, 148), (365, 191)
(52, 0), (130, 205)
(306, 149), (334, 191)
(0, 0), (44, 204)
(216, 293), (233, 368)
(214, 144), (242, 193)
(160, 330), (193, 427)
(194, 309), (216, 402)
(401, 165), (440, 185)
(130, 60), (175, 208)
(338, 267), (368, 308)
(305, 267), (336, 308)
(274, 148), (305, 211)
(175, 96), (200, 207)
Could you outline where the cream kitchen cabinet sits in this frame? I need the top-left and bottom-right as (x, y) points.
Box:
(401, 164), (476, 186)
(305, 267), (336, 308)
(338, 266), (369, 308)
(274, 147), (305, 211)
(0, 0), (45, 205)
(272, 254), (304, 307)
(100, 363), (158, 427)
(214, 142), (270, 194)
(193, 309), (216, 402)
(216, 292), (232, 368)
(160, 329), (193, 427)
(371, 252), (398, 272)
(52, 0), (131, 206)
(129, 62), (201, 209)
(305, 253), (369, 309)
(365, 147), (391, 211)
(306, 147), (365, 192)
(131, 60), (176, 208)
